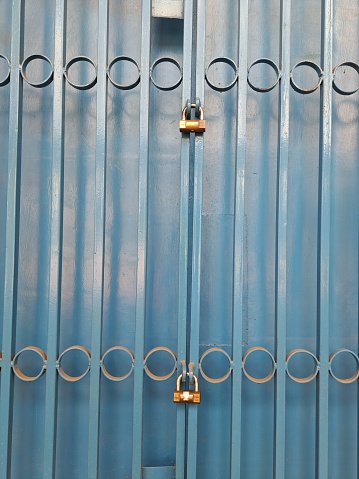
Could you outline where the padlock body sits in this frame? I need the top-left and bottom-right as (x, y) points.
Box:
(179, 119), (206, 133)
(173, 390), (182, 403)
(173, 389), (201, 404)
(191, 391), (201, 404)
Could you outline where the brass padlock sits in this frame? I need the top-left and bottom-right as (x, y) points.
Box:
(179, 105), (206, 133)
(173, 374), (201, 404)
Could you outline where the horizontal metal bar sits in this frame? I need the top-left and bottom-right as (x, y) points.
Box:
(143, 466), (176, 479)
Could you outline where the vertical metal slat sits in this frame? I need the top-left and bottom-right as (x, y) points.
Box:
(42, 0), (66, 477)
(132, 1), (151, 477)
(317, 0), (333, 477)
(274, 1), (291, 478)
(87, 0), (109, 477)
(186, 0), (205, 477)
(175, 1), (194, 478)
(0, 0), (24, 476)
(230, 0), (248, 476)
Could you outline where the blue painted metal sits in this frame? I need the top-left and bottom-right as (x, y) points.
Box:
(42, 1), (66, 477)
(230, 1), (248, 477)
(0, 0), (23, 476)
(88, 0), (109, 477)
(0, 1), (359, 478)
(317, 1), (333, 477)
(176, 1), (193, 478)
(132, 1), (151, 477)
(186, 1), (205, 478)
(143, 466), (176, 479)
(274, 1), (290, 478)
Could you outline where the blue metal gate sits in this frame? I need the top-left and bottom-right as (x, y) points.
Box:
(0, 0), (359, 478)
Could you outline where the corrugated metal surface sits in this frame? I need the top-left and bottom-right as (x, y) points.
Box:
(0, 0), (358, 478)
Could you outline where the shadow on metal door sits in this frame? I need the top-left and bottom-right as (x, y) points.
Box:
(0, 0), (359, 478)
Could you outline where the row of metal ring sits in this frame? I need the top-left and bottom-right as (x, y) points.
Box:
(0, 54), (180, 91)
(205, 57), (359, 95)
(1, 54), (358, 95)
(199, 346), (359, 385)
(3, 345), (359, 385)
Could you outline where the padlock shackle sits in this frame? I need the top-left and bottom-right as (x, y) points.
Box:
(181, 105), (204, 121)
(176, 373), (199, 392)
(176, 374), (182, 390)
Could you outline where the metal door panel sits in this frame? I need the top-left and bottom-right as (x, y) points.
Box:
(195, 1), (358, 478)
(198, 2), (277, 476)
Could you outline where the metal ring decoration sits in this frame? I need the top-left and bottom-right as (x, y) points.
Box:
(286, 349), (319, 383)
(107, 56), (141, 90)
(329, 349), (359, 384)
(12, 346), (47, 382)
(0, 54), (11, 87)
(101, 346), (134, 381)
(205, 57), (238, 92)
(290, 60), (323, 94)
(199, 347), (233, 383)
(57, 345), (91, 382)
(20, 54), (54, 88)
(64, 56), (97, 90)
(247, 58), (281, 93)
(242, 347), (276, 383)
(150, 57), (182, 91)
(332, 61), (359, 95)
(144, 346), (177, 381)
